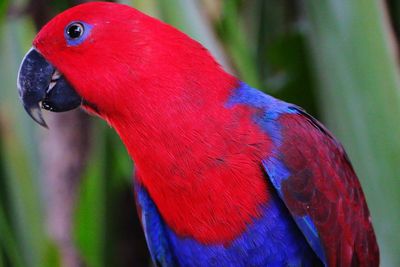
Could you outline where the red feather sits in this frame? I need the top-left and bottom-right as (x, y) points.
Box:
(278, 113), (379, 266)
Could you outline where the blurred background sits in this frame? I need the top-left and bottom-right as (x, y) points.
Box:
(0, 0), (399, 266)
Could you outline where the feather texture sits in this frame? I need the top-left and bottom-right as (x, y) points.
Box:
(229, 83), (379, 266)
(135, 171), (320, 266)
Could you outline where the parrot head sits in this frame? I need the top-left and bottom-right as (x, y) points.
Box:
(17, 2), (234, 128)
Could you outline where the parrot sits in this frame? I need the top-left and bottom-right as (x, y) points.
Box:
(17, 2), (379, 266)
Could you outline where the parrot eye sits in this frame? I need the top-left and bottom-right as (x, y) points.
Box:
(66, 23), (84, 39)
(64, 21), (92, 46)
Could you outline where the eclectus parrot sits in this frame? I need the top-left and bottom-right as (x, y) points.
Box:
(17, 2), (379, 266)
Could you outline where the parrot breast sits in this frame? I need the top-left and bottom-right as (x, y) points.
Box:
(131, 92), (274, 244)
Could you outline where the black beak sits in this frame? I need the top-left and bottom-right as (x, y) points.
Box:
(17, 48), (82, 128)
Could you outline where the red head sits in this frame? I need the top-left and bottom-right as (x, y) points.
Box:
(33, 2), (236, 122)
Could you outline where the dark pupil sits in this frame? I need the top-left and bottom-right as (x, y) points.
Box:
(67, 24), (83, 39)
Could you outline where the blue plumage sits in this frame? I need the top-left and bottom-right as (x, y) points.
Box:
(135, 178), (177, 266)
(135, 179), (318, 266)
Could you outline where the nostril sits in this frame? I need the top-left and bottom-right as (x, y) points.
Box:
(41, 101), (54, 111)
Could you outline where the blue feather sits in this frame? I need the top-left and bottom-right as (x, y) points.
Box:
(135, 180), (177, 266)
(136, 180), (318, 266)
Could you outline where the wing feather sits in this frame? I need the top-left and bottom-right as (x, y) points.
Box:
(263, 108), (379, 267)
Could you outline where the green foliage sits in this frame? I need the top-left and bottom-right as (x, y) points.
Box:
(217, 0), (261, 88)
(0, 204), (25, 267)
(0, 0), (399, 266)
(0, 0), (8, 20)
(75, 124), (107, 267)
(0, 16), (47, 267)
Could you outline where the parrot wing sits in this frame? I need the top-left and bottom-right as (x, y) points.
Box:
(261, 107), (379, 267)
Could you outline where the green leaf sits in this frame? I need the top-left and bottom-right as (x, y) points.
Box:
(75, 123), (107, 267)
(0, 0), (8, 21)
(217, 0), (261, 88)
(0, 204), (25, 267)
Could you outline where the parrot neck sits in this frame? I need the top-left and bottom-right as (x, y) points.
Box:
(108, 55), (242, 168)
(101, 45), (272, 244)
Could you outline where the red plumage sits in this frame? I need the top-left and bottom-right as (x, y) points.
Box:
(278, 113), (379, 266)
(34, 2), (274, 244)
(132, 102), (272, 244)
